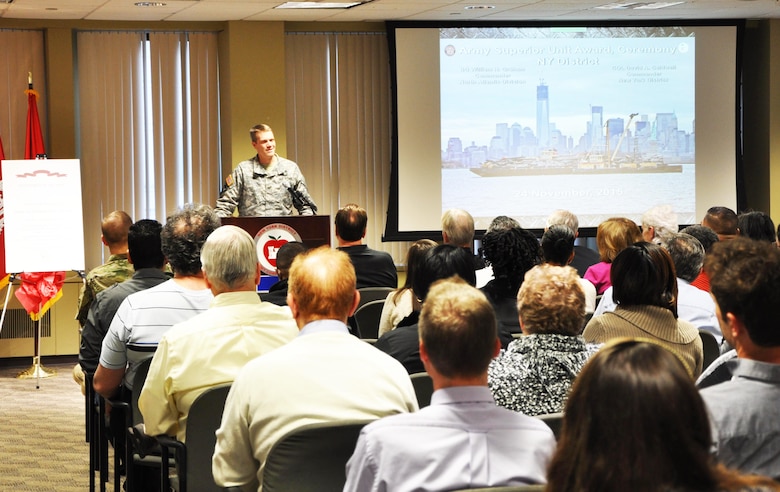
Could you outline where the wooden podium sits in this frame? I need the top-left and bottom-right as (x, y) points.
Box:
(221, 215), (331, 248)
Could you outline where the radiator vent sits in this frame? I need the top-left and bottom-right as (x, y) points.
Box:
(0, 309), (52, 339)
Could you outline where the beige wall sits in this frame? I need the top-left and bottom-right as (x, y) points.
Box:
(1, 18), (779, 356)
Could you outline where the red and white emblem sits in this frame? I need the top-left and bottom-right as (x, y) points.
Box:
(255, 223), (302, 275)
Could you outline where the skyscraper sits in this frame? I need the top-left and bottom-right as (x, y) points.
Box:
(536, 83), (550, 149)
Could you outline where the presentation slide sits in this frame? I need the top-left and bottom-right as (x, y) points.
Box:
(388, 24), (738, 237)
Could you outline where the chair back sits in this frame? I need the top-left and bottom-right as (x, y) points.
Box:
(262, 420), (372, 492)
(409, 372), (434, 408)
(449, 486), (545, 492)
(183, 384), (232, 492)
(357, 287), (394, 307)
(536, 412), (564, 440)
(699, 330), (720, 371)
(353, 299), (385, 340)
(130, 352), (155, 425)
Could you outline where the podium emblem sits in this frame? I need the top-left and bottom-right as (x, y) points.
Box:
(255, 223), (302, 275)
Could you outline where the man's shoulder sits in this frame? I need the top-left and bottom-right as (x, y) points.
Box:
(87, 257), (133, 282)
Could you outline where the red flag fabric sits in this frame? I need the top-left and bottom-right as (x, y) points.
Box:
(14, 272), (66, 321)
(24, 88), (45, 159)
(0, 135), (7, 291)
(18, 84), (63, 319)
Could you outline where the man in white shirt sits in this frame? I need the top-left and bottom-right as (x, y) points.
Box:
(344, 278), (556, 492)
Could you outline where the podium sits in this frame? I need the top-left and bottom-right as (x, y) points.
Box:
(221, 215), (331, 248)
(222, 215), (331, 282)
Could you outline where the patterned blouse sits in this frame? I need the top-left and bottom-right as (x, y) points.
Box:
(488, 333), (601, 416)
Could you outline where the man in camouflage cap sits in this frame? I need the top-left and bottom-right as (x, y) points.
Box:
(214, 124), (316, 217)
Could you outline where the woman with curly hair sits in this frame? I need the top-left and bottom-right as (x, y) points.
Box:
(480, 225), (541, 347)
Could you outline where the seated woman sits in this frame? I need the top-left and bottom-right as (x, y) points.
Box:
(583, 242), (703, 377)
(546, 339), (780, 492)
(377, 239), (437, 337)
(480, 225), (541, 347)
(488, 264), (601, 416)
(584, 217), (642, 294)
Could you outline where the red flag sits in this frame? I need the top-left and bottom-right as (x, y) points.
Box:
(0, 135), (7, 291)
(17, 81), (63, 320)
(24, 87), (45, 159)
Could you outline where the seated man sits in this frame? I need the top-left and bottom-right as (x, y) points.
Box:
(79, 219), (169, 376)
(335, 203), (397, 289)
(701, 206), (739, 242)
(700, 238), (780, 478)
(138, 226), (298, 441)
(545, 209), (599, 277)
(442, 208), (485, 271)
(212, 247), (418, 491)
(260, 241), (306, 307)
(94, 204), (220, 399)
(344, 278), (556, 491)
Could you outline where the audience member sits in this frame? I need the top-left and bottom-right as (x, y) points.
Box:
(583, 242), (703, 377)
(540, 225), (597, 314)
(594, 232), (720, 341)
(641, 204), (678, 244)
(344, 278), (556, 491)
(479, 226), (539, 346)
(489, 264), (601, 416)
(546, 209), (600, 277)
(260, 241), (306, 306)
(737, 210), (777, 243)
(93, 204), (219, 399)
(700, 238), (780, 478)
(79, 220), (169, 380)
(139, 226), (298, 441)
(442, 208), (486, 270)
(212, 247), (417, 491)
(335, 203), (397, 289)
(377, 239), (437, 337)
(76, 210), (134, 326)
(546, 339), (779, 492)
(475, 215), (520, 287)
(680, 224), (719, 291)
(702, 206), (739, 242)
(375, 244), (477, 373)
(583, 217), (642, 295)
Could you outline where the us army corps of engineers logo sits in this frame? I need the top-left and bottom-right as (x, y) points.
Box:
(255, 223), (302, 275)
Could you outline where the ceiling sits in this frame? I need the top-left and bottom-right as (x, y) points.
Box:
(0, 0), (778, 23)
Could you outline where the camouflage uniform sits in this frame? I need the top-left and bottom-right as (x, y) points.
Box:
(75, 253), (134, 326)
(214, 155), (316, 217)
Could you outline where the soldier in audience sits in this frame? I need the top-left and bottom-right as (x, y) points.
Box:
(212, 247), (417, 491)
(345, 277), (555, 491)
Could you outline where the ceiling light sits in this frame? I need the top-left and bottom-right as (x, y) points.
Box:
(464, 5), (496, 10)
(595, 1), (684, 9)
(135, 2), (166, 7)
(275, 1), (364, 8)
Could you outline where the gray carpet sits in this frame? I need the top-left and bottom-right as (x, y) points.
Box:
(0, 358), (114, 491)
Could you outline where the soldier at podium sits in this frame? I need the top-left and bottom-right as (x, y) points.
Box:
(215, 124), (317, 217)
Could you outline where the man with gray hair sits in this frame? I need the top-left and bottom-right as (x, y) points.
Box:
(546, 209), (599, 277)
(641, 204), (678, 243)
(594, 232), (720, 341)
(139, 225), (298, 440)
(442, 208), (486, 270)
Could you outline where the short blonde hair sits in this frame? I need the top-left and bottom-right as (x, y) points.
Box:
(288, 246), (356, 321)
(442, 209), (475, 247)
(596, 217), (643, 263)
(517, 264), (585, 336)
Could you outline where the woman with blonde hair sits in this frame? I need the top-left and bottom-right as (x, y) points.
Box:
(584, 217), (642, 294)
(547, 339), (780, 492)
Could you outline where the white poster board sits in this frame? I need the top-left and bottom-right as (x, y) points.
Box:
(2, 159), (85, 273)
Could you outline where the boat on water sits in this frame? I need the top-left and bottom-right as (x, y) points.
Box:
(469, 161), (683, 177)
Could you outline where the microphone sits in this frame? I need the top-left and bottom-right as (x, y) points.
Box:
(288, 185), (318, 214)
